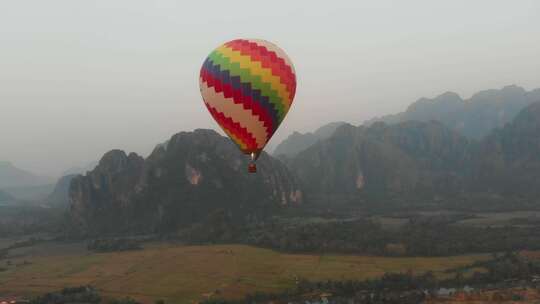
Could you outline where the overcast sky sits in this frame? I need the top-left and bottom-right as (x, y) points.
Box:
(1, 0), (539, 177)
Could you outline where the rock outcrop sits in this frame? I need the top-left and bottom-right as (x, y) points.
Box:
(290, 101), (540, 204)
(471, 101), (540, 196)
(46, 174), (77, 207)
(290, 121), (470, 199)
(68, 129), (302, 236)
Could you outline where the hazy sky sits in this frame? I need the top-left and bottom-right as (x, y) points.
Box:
(1, 0), (539, 177)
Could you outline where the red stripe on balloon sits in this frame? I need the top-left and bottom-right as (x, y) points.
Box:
(227, 39), (296, 101)
(205, 103), (259, 152)
(225, 40), (296, 103)
(200, 69), (275, 138)
(249, 41), (296, 105)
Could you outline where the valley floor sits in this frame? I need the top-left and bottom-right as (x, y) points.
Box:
(0, 242), (489, 304)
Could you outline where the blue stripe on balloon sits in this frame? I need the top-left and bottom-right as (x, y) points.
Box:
(202, 59), (280, 133)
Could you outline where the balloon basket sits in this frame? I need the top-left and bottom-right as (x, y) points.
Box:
(248, 163), (257, 173)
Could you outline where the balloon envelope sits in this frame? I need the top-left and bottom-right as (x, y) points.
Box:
(199, 39), (296, 158)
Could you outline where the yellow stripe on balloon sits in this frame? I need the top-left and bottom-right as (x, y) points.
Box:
(217, 45), (292, 112)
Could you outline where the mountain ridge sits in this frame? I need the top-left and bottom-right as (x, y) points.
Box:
(273, 122), (346, 158)
(365, 85), (540, 139)
(289, 100), (540, 208)
(67, 129), (302, 237)
(64, 87), (540, 237)
(0, 161), (53, 189)
(273, 85), (540, 161)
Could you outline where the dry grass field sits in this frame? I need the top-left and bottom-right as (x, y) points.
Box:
(0, 242), (490, 304)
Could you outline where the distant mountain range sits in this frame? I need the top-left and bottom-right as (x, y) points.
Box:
(274, 85), (540, 159)
(289, 100), (540, 209)
(62, 84), (540, 237)
(0, 161), (53, 189)
(2, 184), (55, 203)
(67, 129), (302, 237)
(61, 161), (98, 176)
(365, 85), (540, 139)
(0, 160), (97, 204)
(273, 122), (346, 158)
(0, 162), (56, 202)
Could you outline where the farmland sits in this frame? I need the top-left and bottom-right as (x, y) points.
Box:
(0, 242), (490, 304)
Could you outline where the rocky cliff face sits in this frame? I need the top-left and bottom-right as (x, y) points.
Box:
(291, 101), (540, 204)
(471, 101), (540, 196)
(46, 174), (77, 207)
(290, 121), (470, 200)
(68, 129), (302, 236)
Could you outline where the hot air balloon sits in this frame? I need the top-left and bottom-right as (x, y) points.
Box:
(199, 39), (297, 173)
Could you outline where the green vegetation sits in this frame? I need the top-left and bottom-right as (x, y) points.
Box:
(24, 252), (538, 304)
(30, 286), (102, 304)
(202, 252), (540, 304)
(29, 286), (145, 304)
(0, 205), (63, 237)
(181, 210), (540, 257)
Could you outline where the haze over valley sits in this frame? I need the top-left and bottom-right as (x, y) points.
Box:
(2, 84), (540, 303)
(2, 1), (540, 303)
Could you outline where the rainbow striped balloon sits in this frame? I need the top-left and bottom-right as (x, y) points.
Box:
(200, 39), (296, 159)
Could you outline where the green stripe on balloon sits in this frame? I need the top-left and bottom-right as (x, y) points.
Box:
(211, 50), (286, 119)
(208, 50), (286, 119)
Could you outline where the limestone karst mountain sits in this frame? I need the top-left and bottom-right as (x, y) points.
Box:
(68, 129), (302, 236)
(366, 85), (540, 139)
(290, 101), (540, 206)
(273, 122), (346, 158)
